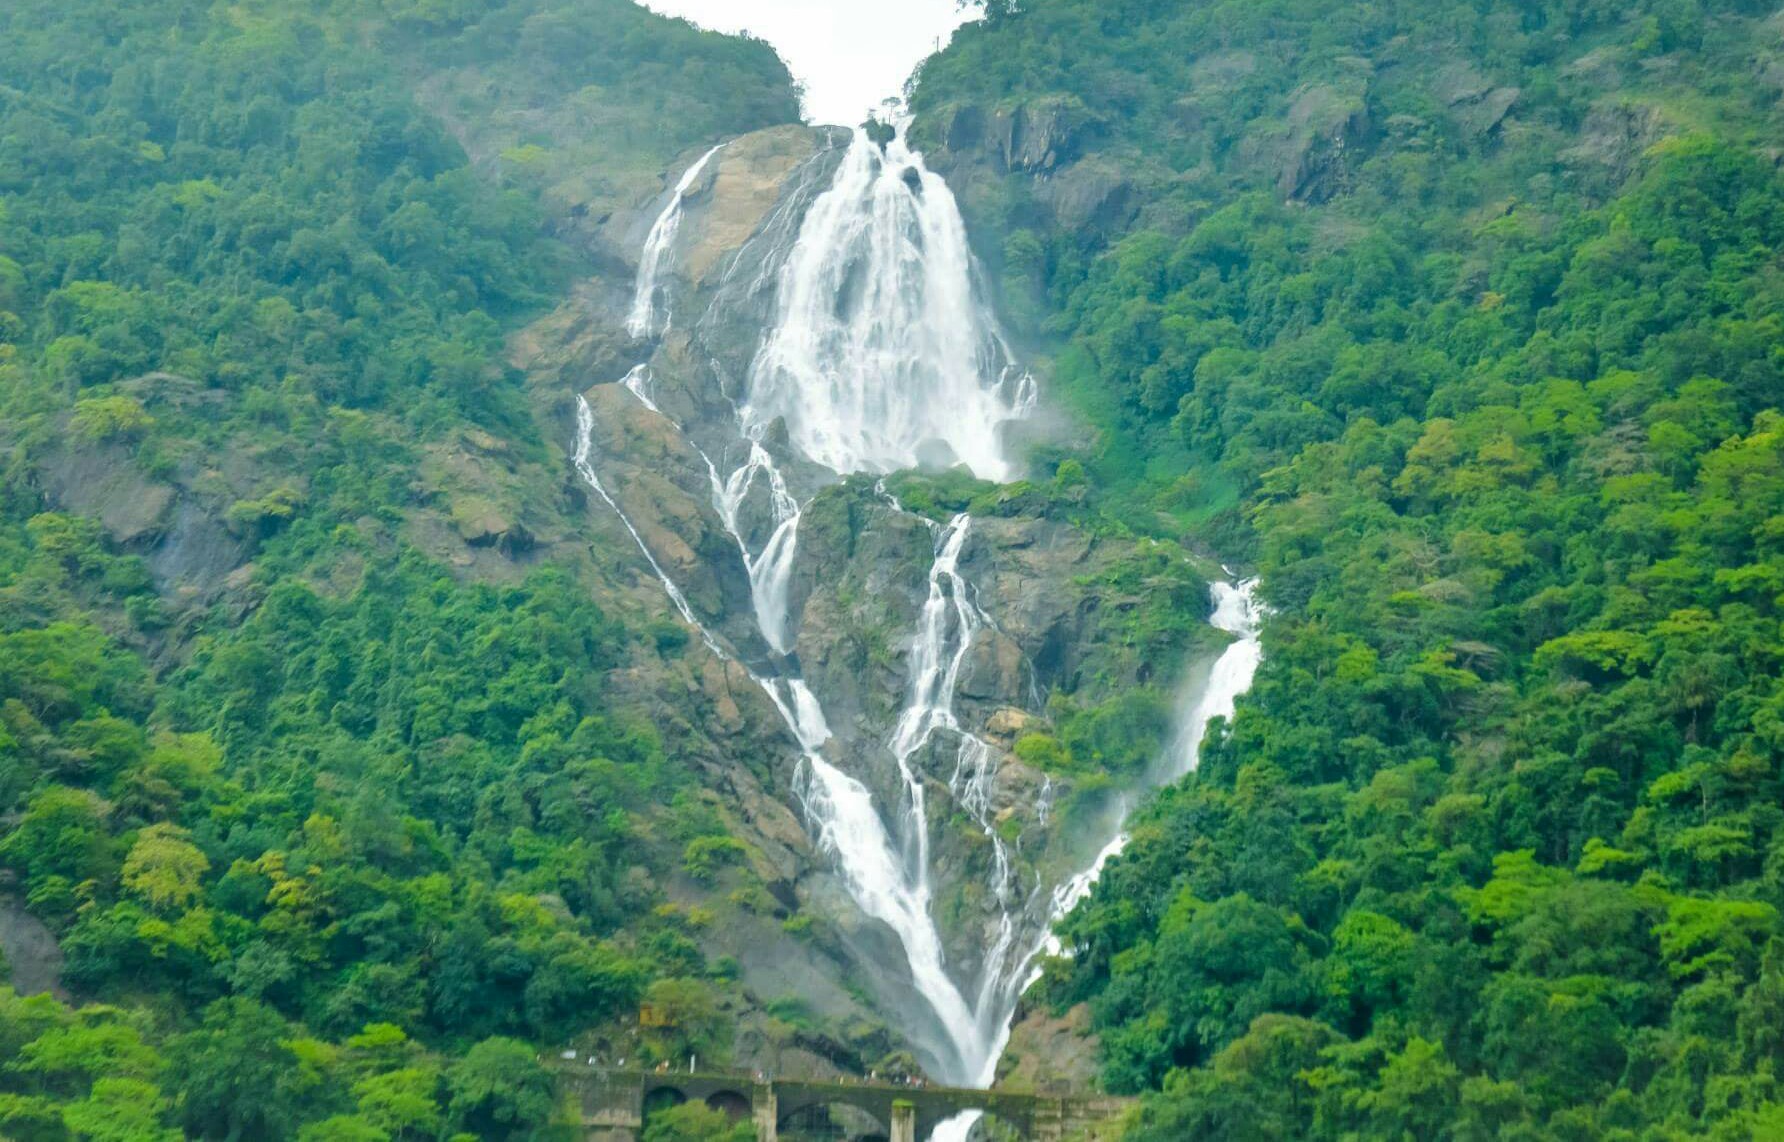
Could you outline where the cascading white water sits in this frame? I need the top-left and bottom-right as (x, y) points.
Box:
(605, 364), (804, 656)
(719, 129), (1043, 1095)
(599, 129), (1029, 1094)
(593, 125), (1272, 1142)
(709, 443), (802, 655)
(884, 517), (1042, 1087)
(890, 516), (984, 763)
(627, 143), (726, 339)
(922, 582), (1266, 1140)
(885, 516), (977, 876)
(573, 394), (716, 653)
(794, 753), (987, 1080)
(618, 363), (659, 413)
(742, 127), (1033, 481)
(1041, 578), (1266, 953)
(576, 396), (982, 1072)
(1170, 579), (1265, 777)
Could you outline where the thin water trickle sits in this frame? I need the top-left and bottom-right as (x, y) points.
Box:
(628, 143), (726, 339)
(573, 395), (718, 655)
(1039, 578), (1266, 965)
(618, 364), (659, 413)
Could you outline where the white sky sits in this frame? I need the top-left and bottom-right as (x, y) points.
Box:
(642, 0), (977, 127)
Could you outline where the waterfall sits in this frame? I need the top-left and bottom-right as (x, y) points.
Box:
(618, 364), (659, 413)
(605, 362), (804, 655)
(577, 393), (983, 1076)
(598, 124), (1030, 1089)
(1040, 578), (1266, 956)
(882, 515), (1041, 1089)
(742, 127), (1034, 481)
(573, 394), (714, 652)
(885, 516), (976, 879)
(627, 143), (726, 339)
(1169, 579), (1265, 777)
(794, 754), (987, 1082)
(591, 124), (1270, 1140)
(709, 443), (802, 656)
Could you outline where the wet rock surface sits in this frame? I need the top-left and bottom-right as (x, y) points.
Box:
(506, 119), (1222, 1081)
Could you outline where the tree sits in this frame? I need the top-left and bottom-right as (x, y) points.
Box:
(642, 1101), (754, 1142)
(59, 1077), (181, 1142)
(445, 1038), (553, 1140)
(120, 825), (209, 912)
(164, 999), (302, 1140)
(0, 786), (114, 911)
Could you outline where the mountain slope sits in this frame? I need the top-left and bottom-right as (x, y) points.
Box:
(0, 2), (822, 1137)
(912, 0), (1784, 1136)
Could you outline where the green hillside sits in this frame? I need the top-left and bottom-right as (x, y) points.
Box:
(0, 2), (798, 1138)
(6, 0), (1784, 1138)
(914, 0), (1784, 1136)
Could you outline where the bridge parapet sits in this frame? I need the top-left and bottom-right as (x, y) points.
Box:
(553, 1065), (1131, 1141)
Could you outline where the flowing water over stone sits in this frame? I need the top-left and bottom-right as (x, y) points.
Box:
(743, 128), (1034, 481)
(709, 443), (802, 654)
(627, 143), (726, 339)
(572, 395), (709, 647)
(578, 123), (1265, 1139)
(1043, 578), (1266, 945)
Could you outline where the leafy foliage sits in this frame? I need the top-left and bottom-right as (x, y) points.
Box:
(917, 0), (1784, 1136)
(0, 0), (795, 1136)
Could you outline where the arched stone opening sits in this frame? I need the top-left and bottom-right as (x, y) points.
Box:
(642, 1086), (687, 1118)
(779, 1100), (890, 1141)
(705, 1088), (752, 1122)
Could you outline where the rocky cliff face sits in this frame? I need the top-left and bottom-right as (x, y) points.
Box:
(920, 97), (1140, 245)
(504, 122), (1222, 1072)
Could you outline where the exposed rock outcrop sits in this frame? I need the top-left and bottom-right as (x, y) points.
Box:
(1433, 61), (1520, 140)
(32, 377), (249, 606)
(1562, 98), (1674, 183)
(1256, 81), (1375, 204)
(0, 893), (64, 999)
(997, 1003), (1102, 1093)
(930, 96), (1101, 174)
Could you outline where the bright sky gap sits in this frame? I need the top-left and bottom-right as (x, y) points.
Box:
(642, 0), (977, 126)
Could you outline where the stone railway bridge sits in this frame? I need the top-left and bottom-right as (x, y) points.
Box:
(558, 1066), (1131, 1142)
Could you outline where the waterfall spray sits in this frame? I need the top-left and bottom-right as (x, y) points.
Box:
(743, 128), (1033, 480)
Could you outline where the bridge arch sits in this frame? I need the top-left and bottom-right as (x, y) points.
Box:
(777, 1099), (890, 1141)
(557, 1065), (1134, 1141)
(642, 1085), (687, 1116)
(705, 1087), (752, 1122)
(781, 1092), (892, 1134)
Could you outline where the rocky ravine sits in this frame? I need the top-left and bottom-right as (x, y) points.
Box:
(513, 123), (1226, 1078)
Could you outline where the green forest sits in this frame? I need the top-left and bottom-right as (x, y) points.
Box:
(916, 0), (1784, 1137)
(0, 0), (794, 1138)
(4, 0), (1784, 1138)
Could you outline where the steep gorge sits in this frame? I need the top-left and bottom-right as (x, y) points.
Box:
(524, 112), (1260, 1110)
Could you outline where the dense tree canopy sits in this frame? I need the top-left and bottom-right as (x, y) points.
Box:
(0, 0), (796, 1137)
(7, 0), (1784, 1136)
(916, 0), (1784, 1137)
